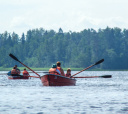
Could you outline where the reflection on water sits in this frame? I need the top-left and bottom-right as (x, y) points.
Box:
(0, 71), (128, 114)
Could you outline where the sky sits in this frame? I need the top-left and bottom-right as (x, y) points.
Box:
(0, 0), (128, 36)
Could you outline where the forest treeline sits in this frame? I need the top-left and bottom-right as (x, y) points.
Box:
(0, 27), (128, 70)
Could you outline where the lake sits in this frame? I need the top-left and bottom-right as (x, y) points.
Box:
(0, 71), (128, 114)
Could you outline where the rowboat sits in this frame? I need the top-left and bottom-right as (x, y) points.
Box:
(7, 71), (29, 79)
(8, 75), (29, 79)
(41, 74), (76, 86)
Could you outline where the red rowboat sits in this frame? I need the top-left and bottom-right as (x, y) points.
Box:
(41, 74), (76, 86)
(7, 71), (29, 79)
(8, 75), (29, 79)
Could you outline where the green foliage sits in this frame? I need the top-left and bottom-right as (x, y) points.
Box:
(0, 27), (128, 70)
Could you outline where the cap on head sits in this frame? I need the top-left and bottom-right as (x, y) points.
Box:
(52, 64), (57, 68)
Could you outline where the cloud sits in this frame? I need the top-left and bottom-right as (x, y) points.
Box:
(99, 17), (128, 29)
(7, 16), (33, 35)
(10, 17), (30, 28)
(0, 0), (128, 35)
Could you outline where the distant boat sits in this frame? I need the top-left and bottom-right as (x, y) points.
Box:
(7, 71), (29, 79)
(41, 74), (76, 86)
(8, 75), (29, 79)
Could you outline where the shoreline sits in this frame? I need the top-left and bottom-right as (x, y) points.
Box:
(0, 67), (128, 71)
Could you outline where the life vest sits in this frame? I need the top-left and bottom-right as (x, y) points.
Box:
(57, 67), (65, 76)
(65, 73), (71, 77)
(49, 68), (60, 75)
(23, 70), (29, 76)
(11, 69), (18, 74)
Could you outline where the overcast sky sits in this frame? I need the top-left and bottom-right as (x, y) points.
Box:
(0, 0), (128, 36)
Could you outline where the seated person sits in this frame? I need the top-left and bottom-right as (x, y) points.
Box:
(56, 61), (65, 76)
(22, 68), (29, 76)
(15, 65), (20, 75)
(49, 64), (61, 75)
(65, 68), (71, 77)
(11, 66), (19, 75)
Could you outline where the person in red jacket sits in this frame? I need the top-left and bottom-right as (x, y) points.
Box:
(22, 68), (29, 76)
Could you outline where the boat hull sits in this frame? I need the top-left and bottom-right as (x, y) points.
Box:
(8, 75), (29, 79)
(41, 74), (76, 86)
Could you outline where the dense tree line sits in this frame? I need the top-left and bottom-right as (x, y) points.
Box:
(0, 27), (128, 70)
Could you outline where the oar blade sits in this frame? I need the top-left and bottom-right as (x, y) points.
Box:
(95, 59), (104, 65)
(101, 75), (112, 78)
(9, 53), (19, 62)
(74, 75), (112, 78)
(9, 53), (41, 78)
(24, 75), (39, 78)
(71, 59), (105, 77)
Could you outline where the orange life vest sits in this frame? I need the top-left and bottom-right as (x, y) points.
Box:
(23, 70), (29, 76)
(11, 69), (18, 74)
(49, 68), (60, 75)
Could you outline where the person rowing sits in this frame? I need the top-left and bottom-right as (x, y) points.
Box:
(11, 66), (19, 75)
(14, 65), (20, 75)
(49, 64), (61, 75)
(56, 61), (65, 76)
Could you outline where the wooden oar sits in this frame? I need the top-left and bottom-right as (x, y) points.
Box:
(23, 75), (39, 78)
(74, 75), (112, 78)
(23, 75), (112, 78)
(71, 59), (104, 77)
(9, 53), (41, 78)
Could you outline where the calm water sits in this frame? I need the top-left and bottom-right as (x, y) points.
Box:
(0, 71), (128, 114)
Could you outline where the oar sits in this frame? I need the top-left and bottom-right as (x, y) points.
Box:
(9, 53), (41, 78)
(74, 75), (112, 78)
(27, 75), (111, 78)
(23, 75), (40, 78)
(71, 59), (104, 77)
(39, 72), (57, 74)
